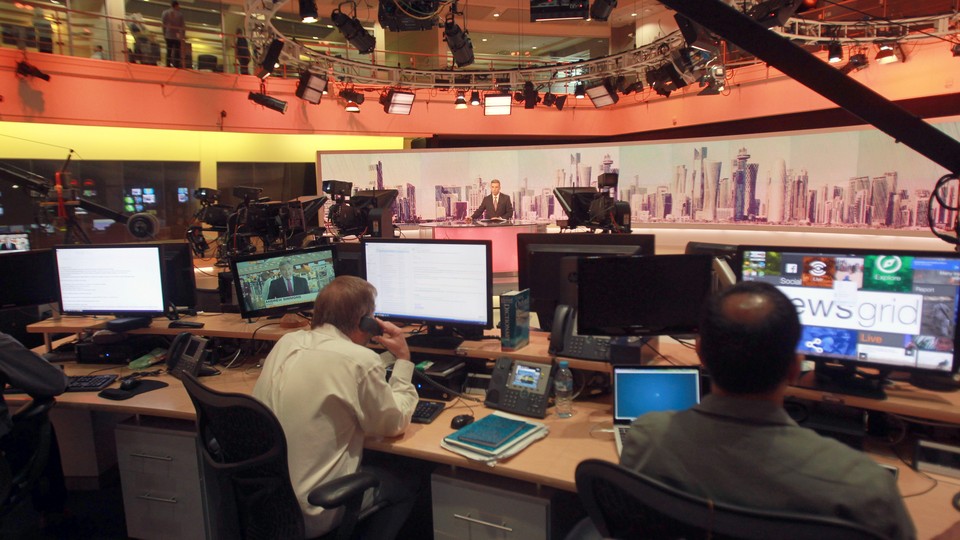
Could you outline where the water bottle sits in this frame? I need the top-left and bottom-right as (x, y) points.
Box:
(554, 361), (574, 418)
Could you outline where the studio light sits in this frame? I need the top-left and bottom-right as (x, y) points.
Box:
(952, 43), (960, 57)
(574, 82), (585, 99)
(542, 92), (567, 111)
(444, 18), (475, 68)
(530, 0), (589, 22)
(616, 73), (642, 95)
(840, 52), (869, 74)
(523, 81), (540, 109)
(585, 78), (619, 108)
(875, 42), (904, 64)
(455, 92), (468, 109)
(469, 90), (481, 106)
(484, 93), (512, 116)
(646, 63), (685, 97)
(828, 41), (843, 64)
(295, 71), (327, 104)
(698, 64), (726, 95)
(747, 0), (802, 28)
(256, 39), (284, 79)
(299, 0), (319, 23)
(674, 13), (720, 56)
(339, 89), (365, 112)
(589, 0), (617, 22)
(332, 6), (376, 54)
(380, 89), (415, 114)
(15, 61), (50, 81)
(248, 91), (288, 114)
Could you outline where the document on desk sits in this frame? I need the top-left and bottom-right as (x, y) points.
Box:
(441, 411), (548, 466)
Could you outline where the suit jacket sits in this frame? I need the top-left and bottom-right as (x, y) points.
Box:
(267, 275), (310, 299)
(471, 193), (513, 220)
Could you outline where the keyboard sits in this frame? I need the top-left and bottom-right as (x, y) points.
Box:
(412, 400), (444, 424)
(67, 374), (119, 392)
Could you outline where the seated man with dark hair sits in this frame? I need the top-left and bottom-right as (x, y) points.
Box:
(617, 281), (915, 539)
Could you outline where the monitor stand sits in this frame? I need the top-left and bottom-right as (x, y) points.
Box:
(405, 325), (464, 350)
(796, 362), (888, 400)
(908, 371), (960, 392)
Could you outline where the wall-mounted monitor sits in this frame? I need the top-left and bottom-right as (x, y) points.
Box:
(362, 238), (493, 349)
(54, 244), (166, 317)
(517, 232), (655, 331)
(737, 245), (960, 399)
(229, 245), (336, 319)
(577, 254), (713, 337)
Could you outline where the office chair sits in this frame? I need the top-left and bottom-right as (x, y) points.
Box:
(181, 373), (383, 540)
(0, 397), (56, 522)
(574, 459), (888, 540)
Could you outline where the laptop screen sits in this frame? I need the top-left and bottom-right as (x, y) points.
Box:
(613, 366), (702, 423)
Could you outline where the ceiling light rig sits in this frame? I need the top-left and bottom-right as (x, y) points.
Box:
(249, 82), (287, 114)
(339, 88), (365, 112)
(380, 89), (415, 114)
(589, 0), (617, 22)
(332, 1), (375, 54)
(875, 42), (905, 64)
(256, 39), (284, 79)
(827, 41), (843, 64)
(299, 0), (318, 23)
(295, 70), (327, 104)
(454, 91), (468, 109)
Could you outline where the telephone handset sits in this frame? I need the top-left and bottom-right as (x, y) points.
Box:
(166, 332), (210, 379)
(548, 304), (612, 362)
(484, 358), (554, 419)
(359, 316), (383, 336)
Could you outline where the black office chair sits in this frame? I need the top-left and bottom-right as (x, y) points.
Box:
(181, 373), (382, 540)
(574, 459), (888, 540)
(0, 397), (56, 523)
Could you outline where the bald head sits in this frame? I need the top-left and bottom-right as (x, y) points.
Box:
(699, 281), (801, 395)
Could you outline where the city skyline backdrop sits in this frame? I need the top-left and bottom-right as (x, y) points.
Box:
(318, 120), (960, 231)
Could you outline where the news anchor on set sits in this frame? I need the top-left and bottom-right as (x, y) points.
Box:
(467, 179), (513, 222)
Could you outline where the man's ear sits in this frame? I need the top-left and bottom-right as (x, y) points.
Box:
(787, 353), (803, 384)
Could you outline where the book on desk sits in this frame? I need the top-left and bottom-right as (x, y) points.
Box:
(500, 289), (530, 352)
(441, 412), (547, 463)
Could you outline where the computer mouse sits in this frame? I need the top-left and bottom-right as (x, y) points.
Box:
(120, 378), (141, 391)
(450, 414), (474, 429)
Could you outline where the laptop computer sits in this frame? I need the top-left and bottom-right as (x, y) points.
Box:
(613, 365), (702, 456)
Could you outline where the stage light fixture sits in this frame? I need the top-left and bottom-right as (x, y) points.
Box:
(15, 61), (50, 81)
(332, 6), (376, 54)
(295, 71), (327, 104)
(747, 0), (802, 28)
(300, 0), (319, 23)
(444, 18), (475, 68)
(875, 42), (903, 64)
(530, 0), (589, 22)
(380, 89), (415, 114)
(616, 73), (642, 95)
(586, 78), (619, 108)
(256, 39), (284, 79)
(840, 52), (869, 74)
(698, 64), (726, 95)
(674, 13), (720, 56)
(454, 92), (468, 109)
(553, 95), (567, 110)
(339, 89), (365, 112)
(574, 83), (585, 99)
(542, 92), (567, 111)
(827, 41), (843, 64)
(522, 81), (540, 109)
(952, 43), (960, 57)
(484, 93), (512, 116)
(248, 91), (288, 114)
(469, 90), (481, 106)
(589, 0), (616, 22)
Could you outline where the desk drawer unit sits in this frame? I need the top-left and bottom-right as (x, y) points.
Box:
(116, 419), (207, 540)
(432, 468), (577, 540)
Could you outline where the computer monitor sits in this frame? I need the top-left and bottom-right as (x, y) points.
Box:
(229, 245), (336, 319)
(0, 233), (30, 251)
(0, 249), (58, 309)
(333, 241), (363, 277)
(158, 241), (198, 310)
(737, 245), (960, 399)
(685, 241), (739, 292)
(576, 254), (713, 337)
(54, 244), (166, 317)
(362, 238), (493, 348)
(517, 233), (656, 331)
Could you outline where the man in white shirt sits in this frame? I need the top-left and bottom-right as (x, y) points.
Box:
(253, 276), (420, 539)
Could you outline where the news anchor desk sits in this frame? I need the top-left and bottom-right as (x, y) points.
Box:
(420, 221), (543, 274)
(23, 315), (960, 539)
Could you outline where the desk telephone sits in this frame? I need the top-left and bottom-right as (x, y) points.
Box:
(484, 358), (554, 419)
(548, 305), (612, 362)
(165, 332), (211, 379)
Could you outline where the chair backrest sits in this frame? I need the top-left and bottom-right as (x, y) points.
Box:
(0, 398), (56, 521)
(574, 459), (888, 540)
(181, 373), (305, 540)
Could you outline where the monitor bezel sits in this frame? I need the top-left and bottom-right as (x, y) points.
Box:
(53, 244), (167, 317)
(735, 244), (960, 378)
(0, 248), (58, 309)
(361, 238), (494, 330)
(228, 244), (337, 320)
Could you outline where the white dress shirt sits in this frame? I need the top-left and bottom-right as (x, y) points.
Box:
(253, 324), (418, 537)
